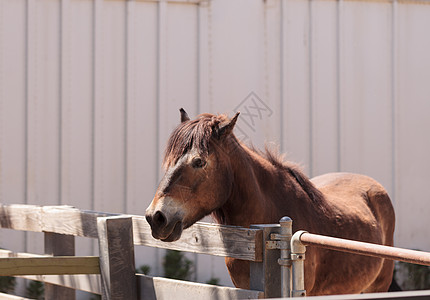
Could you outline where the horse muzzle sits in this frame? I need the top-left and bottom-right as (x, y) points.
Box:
(145, 197), (185, 242)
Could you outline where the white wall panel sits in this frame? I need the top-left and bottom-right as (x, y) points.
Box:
(60, 0), (95, 257)
(282, 0), (311, 174)
(93, 0), (126, 214)
(26, 0), (61, 254)
(158, 2), (198, 158)
(340, 1), (393, 193)
(310, 0), (339, 176)
(210, 0), (265, 115)
(126, 0), (160, 276)
(210, 0), (281, 150)
(27, 0), (61, 205)
(0, 0), (27, 253)
(61, 0), (93, 209)
(126, 1), (158, 216)
(395, 3), (430, 251)
(262, 0), (282, 147)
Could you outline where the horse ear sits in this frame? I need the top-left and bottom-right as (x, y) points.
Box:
(218, 112), (240, 138)
(180, 108), (190, 123)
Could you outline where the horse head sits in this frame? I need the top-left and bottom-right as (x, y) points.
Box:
(145, 109), (239, 242)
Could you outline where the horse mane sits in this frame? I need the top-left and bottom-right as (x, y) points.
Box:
(163, 113), (228, 168)
(252, 146), (327, 213)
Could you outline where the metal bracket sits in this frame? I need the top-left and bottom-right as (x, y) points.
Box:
(266, 240), (289, 250)
(270, 233), (292, 241)
(278, 258), (292, 266)
(266, 233), (292, 250)
(291, 253), (305, 261)
(292, 290), (307, 297)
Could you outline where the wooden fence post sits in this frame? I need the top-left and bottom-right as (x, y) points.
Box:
(250, 223), (281, 298)
(44, 232), (76, 300)
(97, 216), (137, 300)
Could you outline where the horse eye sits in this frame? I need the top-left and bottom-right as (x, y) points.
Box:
(191, 157), (206, 168)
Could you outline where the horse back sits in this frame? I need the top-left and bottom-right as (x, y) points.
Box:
(311, 172), (394, 244)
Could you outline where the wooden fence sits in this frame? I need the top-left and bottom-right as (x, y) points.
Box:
(0, 204), (268, 299)
(2, 204), (430, 300)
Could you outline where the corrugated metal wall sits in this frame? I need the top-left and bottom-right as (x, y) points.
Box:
(0, 0), (430, 290)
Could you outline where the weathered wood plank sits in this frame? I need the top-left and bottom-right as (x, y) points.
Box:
(0, 204), (116, 237)
(137, 274), (263, 300)
(44, 232), (76, 300)
(23, 274), (101, 295)
(0, 248), (265, 299)
(0, 256), (99, 276)
(41, 205), (118, 238)
(0, 204), (263, 261)
(0, 292), (32, 300)
(0, 249), (45, 258)
(132, 217), (263, 262)
(0, 205), (42, 232)
(97, 216), (137, 300)
(0, 249), (101, 294)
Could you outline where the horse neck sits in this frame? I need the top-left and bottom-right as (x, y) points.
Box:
(213, 137), (327, 228)
(213, 138), (290, 227)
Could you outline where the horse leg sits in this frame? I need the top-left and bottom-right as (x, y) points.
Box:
(363, 259), (394, 293)
(363, 189), (395, 293)
(225, 257), (250, 289)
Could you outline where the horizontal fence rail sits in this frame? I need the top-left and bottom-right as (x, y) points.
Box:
(0, 256), (100, 276)
(0, 204), (266, 299)
(2, 205), (430, 299)
(0, 204), (263, 261)
(137, 274), (264, 300)
(298, 232), (430, 266)
(0, 249), (102, 295)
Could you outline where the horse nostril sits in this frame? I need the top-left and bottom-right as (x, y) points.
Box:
(145, 214), (153, 227)
(154, 211), (167, 227)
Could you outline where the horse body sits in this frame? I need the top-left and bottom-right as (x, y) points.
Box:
(145, 110), (395, 296)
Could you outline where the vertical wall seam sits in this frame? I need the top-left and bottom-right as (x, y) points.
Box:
(25, 0), (32, 207)
(0, 0), (3, 247)
(91, 0), (97, 213)
(308, 0), (313, 177)
(65, 0), (72, 207)
(391, 0), (398, 204)
(91, 0), (102, 255)
(33, 0), (39, 206)
(124, 1), (130, 214)
(207, 0), (213, 111)
(25, 0), (29, 253)
(336, 0), (343, 172)
(59, 0), (66, 206)
(24, 0), (34, 253)
(263, 2), (270, 121)
(155, 0), (168, 276)
(59, 0), (63, 206)
(280, 0), (284, 153)
(196, 4), (200, 114)
(195, 2), (201, 281)
(0, 0), (3, 204)
(60, 0), (71, 207)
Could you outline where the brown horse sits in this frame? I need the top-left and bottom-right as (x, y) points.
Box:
(145, 109), (395, 296)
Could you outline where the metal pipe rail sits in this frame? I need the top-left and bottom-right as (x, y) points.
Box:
(295, 231), (430, 266)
